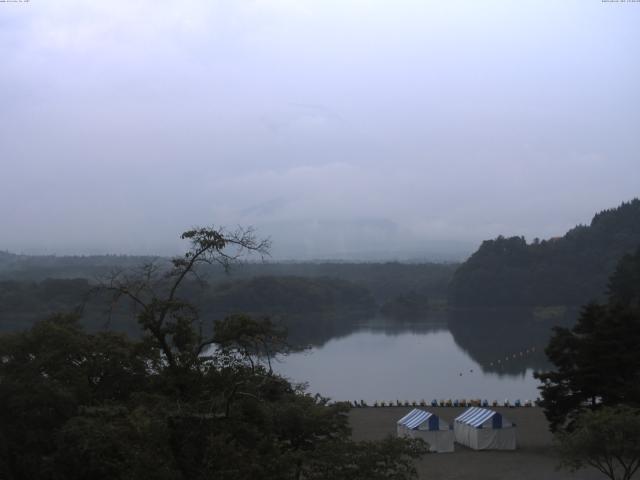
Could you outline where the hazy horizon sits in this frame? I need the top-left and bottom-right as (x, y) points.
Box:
(2, 1), (639, 260)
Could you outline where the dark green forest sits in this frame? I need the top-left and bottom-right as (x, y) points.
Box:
(449, 199), (640, 308)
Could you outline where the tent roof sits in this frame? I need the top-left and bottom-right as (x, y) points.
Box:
(397, 409), (435, 429)
(455, 407), (501, 427)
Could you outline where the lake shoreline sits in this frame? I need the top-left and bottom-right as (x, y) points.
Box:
(349, 406), (602, 480)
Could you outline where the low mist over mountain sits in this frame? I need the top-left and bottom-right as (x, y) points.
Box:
(2, 2), (639, 260)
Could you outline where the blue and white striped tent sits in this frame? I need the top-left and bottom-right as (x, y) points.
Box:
(397, 409), (454, 453)
(454, 407), (516, 450)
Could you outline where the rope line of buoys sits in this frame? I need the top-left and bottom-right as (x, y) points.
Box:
(487, 346), (538, 368)
(348, 398), (539, 408)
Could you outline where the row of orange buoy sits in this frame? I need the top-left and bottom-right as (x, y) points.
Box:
(488, 346), (537, 367)
(348, 398), (538, 408)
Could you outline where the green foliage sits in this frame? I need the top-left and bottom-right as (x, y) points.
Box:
(609, 248), (640, 309)
(0, 314), (151, 479)
(536, 247), (640, 432)
(0, 227), (427, 480)
(0, 314), (426, 480)
(54, 405), (178, 480)
(450, 199), (640, 307)
(557, 406), (640, 480)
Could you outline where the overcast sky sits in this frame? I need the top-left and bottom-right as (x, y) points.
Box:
(1, 0), (639, 260)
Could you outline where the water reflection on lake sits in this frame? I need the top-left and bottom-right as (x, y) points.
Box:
(275, 310), (575, 403)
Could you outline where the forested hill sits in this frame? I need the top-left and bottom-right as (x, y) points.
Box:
(449, 199), (640, 308)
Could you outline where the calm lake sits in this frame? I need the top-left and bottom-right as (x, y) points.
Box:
(274, 310), (572, 404)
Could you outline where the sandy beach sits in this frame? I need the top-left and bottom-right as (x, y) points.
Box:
(349, 407), (607, 480)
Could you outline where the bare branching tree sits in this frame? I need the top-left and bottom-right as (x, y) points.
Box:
(96, 226), (270, 369)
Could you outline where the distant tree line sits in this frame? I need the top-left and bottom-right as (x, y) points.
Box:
(202, 276), (376, 317)
(0, 251), (457, 305)
(0, 263), (451, 340)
